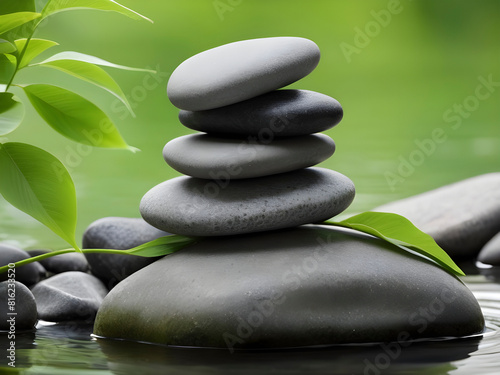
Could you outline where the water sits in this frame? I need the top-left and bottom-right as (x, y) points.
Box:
(1, 269), (499, 374)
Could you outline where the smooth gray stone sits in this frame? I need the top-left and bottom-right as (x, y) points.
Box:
(167, 37), (320, 111)
(27, 250), (89, 274)
(478, 232), (500, 266)
(0, 244), (43, 286)
(140, 168), (355, 237)
(163, 133), (335, 179)
(375, 173), (500, 259)
(94, 226), (484, 348)
(0, 281), (37, 331)
(82, 217), (171, 289)
(179, 90), (343, 137)
(31, 271), (108, 322)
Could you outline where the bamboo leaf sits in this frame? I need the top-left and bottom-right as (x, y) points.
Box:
(121, 235), (198, 257)
(0, 54), (16, 84)
(0, 12), (41, 35)
(37, 51), (155, 72)
(322, 211), (465, 277)
(0, 93), (24, 135)
(0, 142), (80, 250)
(33, 57), (134, 114)
(0, 39), (16, 54)
(15, 38), (59, 68)
(22, 84), (137, 150)
(41, 0), (152, 22)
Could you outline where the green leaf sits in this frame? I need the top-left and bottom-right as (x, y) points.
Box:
(0, 39), (16, 54)
(15, 38), (59, 69)
(0, 234), (197, 274)
(0, 12), (41, 35)
(41, 0), (152, 22)
(37, 51), (156, 72)
(0, 142), (80, 250)
(0, 93), (24, 135)
(0, 0), (36, 16)
(0, 54), (16, 84)
(322, 211), (465, 277)
(22, 84), (136, 150)
(121, 235), (198, 257)
(33, 55), (134, 114)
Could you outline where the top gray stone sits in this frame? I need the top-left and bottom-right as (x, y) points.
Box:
(178, 90), (343, 137)
(375, 173), (500, 259)
(167, 37), (320, 111)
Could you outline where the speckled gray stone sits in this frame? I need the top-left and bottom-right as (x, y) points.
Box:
(31, 271), (108, 322)
(167, 37), (320, 111)
(478, 232), (500, 266)
(94, 225), (484, 348)
(82, 217), (171, 289)
(163, 133), (335, 179)
(179, 90), (343, 137)
(375, 173), (500, 259)
(0, 281), (37, 331)
(0, 244), (43, 286)
(140, 168), (355, 237)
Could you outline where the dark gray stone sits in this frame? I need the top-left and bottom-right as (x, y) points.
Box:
(179, 89), (343, 137)
(27, 250), (88, 274)
(167, 37), (320, 111)
(82, 217), (171, 289)
(0, 281), (37, 331)
(375, 173), (500, 259)
(31, 271), (107, 322)
(94, 225), (484, 349)
(0, 244), (43, 286)
(478, 232), (500, 266)
(140, 168), (355, 237)
(163, 133), (335, 179)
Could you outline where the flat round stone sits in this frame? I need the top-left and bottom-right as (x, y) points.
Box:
(94, 226), (484, 348)
(163, 133), (335, 179)
(140, 168), (354, 236)
(167, 37), (320, 111)
(179, 90), (343, 137)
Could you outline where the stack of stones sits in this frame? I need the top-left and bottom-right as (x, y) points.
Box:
(139, 37), (356, 236)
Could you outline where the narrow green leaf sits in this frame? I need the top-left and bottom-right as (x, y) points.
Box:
(0, 39), (16, 54)
(0, 142), (80, 250)
(0, 54), (16, 84)
(33, 57), (134, 114)
(41, 0), (152, 23)
(322, 211), (465, 277)
(0, 12), (41, 35)
(37, 51), (156, 73)
(15, 38), (59, 68)
(22, 84), (136, 150)
(0, 93), (24, 135)
(122, 235), (198, 257)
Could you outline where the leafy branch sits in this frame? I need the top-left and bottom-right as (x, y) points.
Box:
(0, 212), (465, 278)
(0, 0), (154, 252)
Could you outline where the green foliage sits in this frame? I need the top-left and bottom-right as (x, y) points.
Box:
(0, 142), (79, 250)
(0, 1), (152, 250)
(322, 212), (464, 277)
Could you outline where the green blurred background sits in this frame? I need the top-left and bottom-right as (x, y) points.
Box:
(1, 0), (499, 250)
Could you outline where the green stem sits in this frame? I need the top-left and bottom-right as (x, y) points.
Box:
(0, 248), (145, 274)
